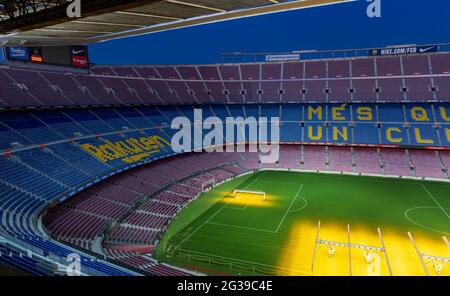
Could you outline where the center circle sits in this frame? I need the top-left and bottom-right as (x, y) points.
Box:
(404, 206), (450, 235)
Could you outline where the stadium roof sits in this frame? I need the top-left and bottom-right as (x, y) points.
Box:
(0, 0), (352, 46)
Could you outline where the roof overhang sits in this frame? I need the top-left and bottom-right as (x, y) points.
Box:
(0, 0), (354, 46)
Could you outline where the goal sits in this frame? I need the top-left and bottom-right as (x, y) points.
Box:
(202, 178), (216, 192)
(233, 189), (266, 201)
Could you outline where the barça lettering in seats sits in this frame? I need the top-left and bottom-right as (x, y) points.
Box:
(298, 104), (450, 145)
(80, 135), (171, 164)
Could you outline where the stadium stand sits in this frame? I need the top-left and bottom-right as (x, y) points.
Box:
(0, 53), (449, 107)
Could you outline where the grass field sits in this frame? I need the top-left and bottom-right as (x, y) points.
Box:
(155, 170), (450, 276)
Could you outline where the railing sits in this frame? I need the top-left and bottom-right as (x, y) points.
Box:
(219, 42), (450, 64)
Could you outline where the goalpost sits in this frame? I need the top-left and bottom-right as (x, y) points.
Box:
(202, 178), (216, 192)
(233, 189), (266, 201)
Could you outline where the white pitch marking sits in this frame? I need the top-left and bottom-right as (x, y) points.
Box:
(176, 202), (230, 249)
(404, 206), (450, 235)
(443, 236), (450, 248)
(178, 172), (267, 248)
(421, 184), (450, 219)
(207, 222), (276, 233)
(275, 184), (304, 233)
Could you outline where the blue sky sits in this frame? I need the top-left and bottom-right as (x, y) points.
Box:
(89, 0), (450, 65)
(1, 0), (449, 65)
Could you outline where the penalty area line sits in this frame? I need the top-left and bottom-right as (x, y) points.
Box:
(420, 184), (450, 219)
(288, 195), (308, 214)
(176, 202), (230, 250)
(275, 184), (304, 233)
(207, 222), (277, 233)
(177, 171), (268, 249)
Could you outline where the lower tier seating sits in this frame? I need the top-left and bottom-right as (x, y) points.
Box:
(42, 145), (449, 273)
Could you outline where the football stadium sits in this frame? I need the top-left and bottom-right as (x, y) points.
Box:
(0, 0), (449, 279)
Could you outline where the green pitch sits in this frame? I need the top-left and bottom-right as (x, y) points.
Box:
(155, 170), (450, 276)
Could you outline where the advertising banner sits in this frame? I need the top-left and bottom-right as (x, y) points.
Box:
(7, 46), (29, 62)
(266, 54), (300, 62)
(369, 45), (438, 56)
(71, 45), (89, 68)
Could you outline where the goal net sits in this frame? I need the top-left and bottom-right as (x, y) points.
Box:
(233, 189), (266, 201)
(202, 178), (215, 192)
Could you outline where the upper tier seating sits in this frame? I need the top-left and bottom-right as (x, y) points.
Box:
(1, 53), (449, 108)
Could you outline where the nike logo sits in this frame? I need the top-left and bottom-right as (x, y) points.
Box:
(72, 49), (85, 55)
(419, 46), (434, 53)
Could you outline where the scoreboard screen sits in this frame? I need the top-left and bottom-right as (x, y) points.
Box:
(6, 45), (89, 68)
(42, 46), (71, 66)
(30, 47), (44, 64)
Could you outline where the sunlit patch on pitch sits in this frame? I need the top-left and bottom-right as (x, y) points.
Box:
(381, 230), (450, 276)
(307, 222), (450, 276)
(381, 230), (427, 275)
(221, 191), (275, 208)
(277, 220), (316, 275)
(349, 225), (390, 276)
(312, 222), (351, 276)
(411, 233), (450, 276)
